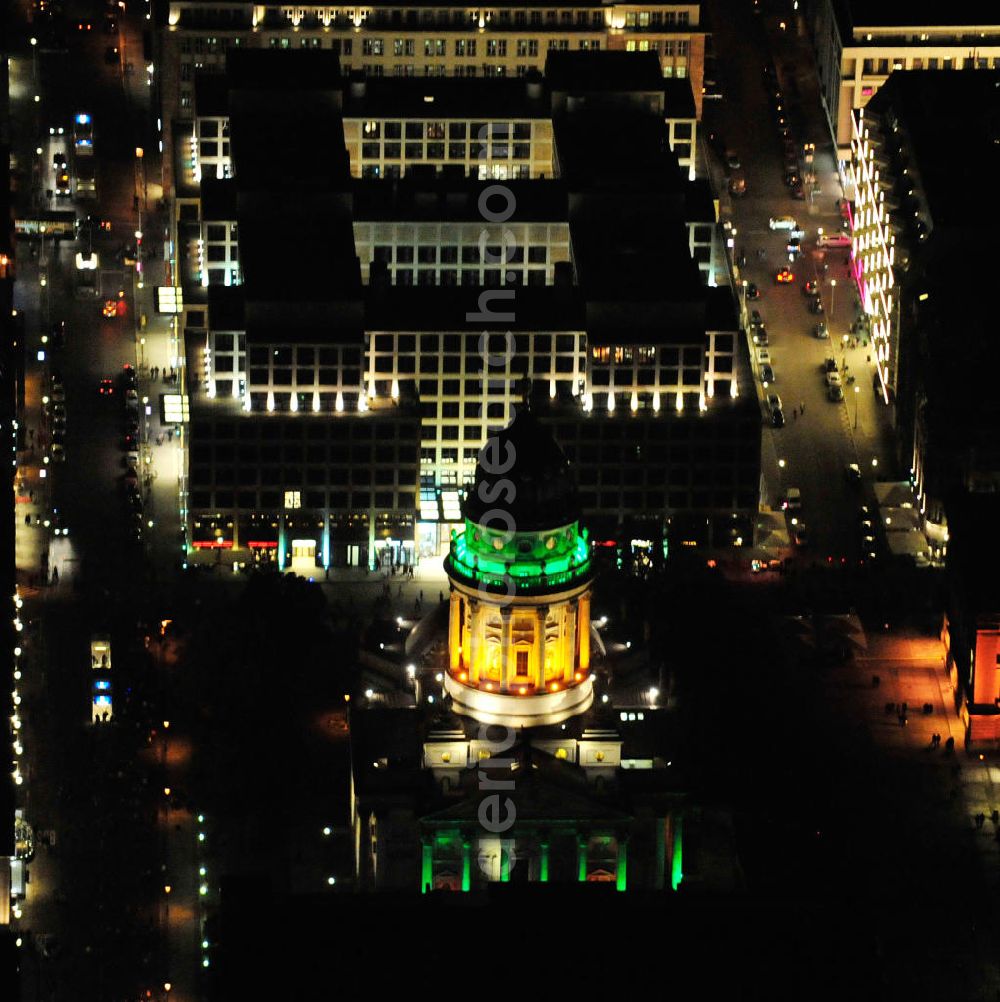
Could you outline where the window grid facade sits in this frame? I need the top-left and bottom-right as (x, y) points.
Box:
(352, 221), (570, 286)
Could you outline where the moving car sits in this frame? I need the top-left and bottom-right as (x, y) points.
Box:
(845, 463), (862, 484)
(745, 282), (760, 300)
(774, 267), (794, 283)
(793, 524), (809, 546)
(803, 281), (819, 296)
(98, 377), (114, 396)
(769, 215), (798, 231)
(725, 151), (741, 171)
(826, 370), (843, 388)
(809, 297), (825, 314)
(813, 322), (829, 339)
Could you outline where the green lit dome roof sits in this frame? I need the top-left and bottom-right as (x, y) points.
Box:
(463, 408), (579, 532)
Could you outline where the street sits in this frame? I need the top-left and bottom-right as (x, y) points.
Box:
(10, 0), (196, 998)
(704, 0), (897, 566)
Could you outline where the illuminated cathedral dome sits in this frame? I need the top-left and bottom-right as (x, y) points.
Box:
(462, 408), (580, 531)
(443, 408), (594, 728)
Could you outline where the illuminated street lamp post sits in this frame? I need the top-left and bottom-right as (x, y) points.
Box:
(830, 278), (837, 322)
(854, 384), (860, 430)
(29, 37), (37, 82)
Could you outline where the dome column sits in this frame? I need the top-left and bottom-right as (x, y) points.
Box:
(500, 607), (513, 692)
(468, 598), (482, 684)
(448, 591), (461, 673)
(535, 605), (548, 688)
(578, 593), (590, 672)
(563, 599), (578, 683)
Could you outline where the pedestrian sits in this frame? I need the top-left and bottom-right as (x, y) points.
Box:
(420, 590), (424, 604)
(24, 513), (30, 526)
(29, 489), (34, 502)
(793, 409), (797, 421)
(800, 401), (805, 414)
(28, 429), (34, 442)
(439, 590), (445, 604)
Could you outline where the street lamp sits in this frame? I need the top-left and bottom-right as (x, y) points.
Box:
(853, 384), (860, 430)
(830, 278), (837, 320)
(29, 37), (37, 82)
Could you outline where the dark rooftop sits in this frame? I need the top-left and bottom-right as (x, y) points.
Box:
(867, 71), (1000, 227)
(847, 1), (1000, 29)
(224, 48), (342, 94)
(546, 49), (668, 93)
(342, 73), (550, 120)
(363, 285), (584, 332)
(351, 177), (569, 222)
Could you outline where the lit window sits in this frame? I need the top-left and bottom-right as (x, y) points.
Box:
(284, 490), (301, 510)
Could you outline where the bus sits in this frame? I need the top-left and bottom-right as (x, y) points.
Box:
(75, 157), (96, 200)
(91, 634), (111, 670)
(14, 209), (78, 239)
(73, 112), (93, 155)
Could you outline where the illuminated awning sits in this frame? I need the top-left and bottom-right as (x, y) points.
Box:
(156, 286), (183, 313)
(162, 394), (189, 424)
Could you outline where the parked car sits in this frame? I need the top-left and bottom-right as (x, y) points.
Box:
(825, 370), (843, 388)
(845, 463), (862, 484)
(828, 384), (845, 402)
(813, 322), (829, 339)
(782, 487), (802, 511)
(809, 297), (825, 314)
(760, 363), (775, 384)
(752, 327), (769, 347)
(745, 282), (760, 300)
(822, 357), (838, 373)
(756, 348), (771, 365)
(818, 233), (852, 248)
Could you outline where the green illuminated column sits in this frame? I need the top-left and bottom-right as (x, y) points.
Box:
(461, 839), (471, 892)
(540, 841), (550, 883)
(671, 814), (683, 891)
(616, 837), (627, 892)
(577, 836), (587, 882)
(421, 839), (432, 894)
(500, 842), (510, 882)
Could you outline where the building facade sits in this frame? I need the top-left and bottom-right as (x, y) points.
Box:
(176, 50), (757, 569)
(159, 0), (707, 190)
(847, 72), (1000, 559)
(805, 1), (1000, 160)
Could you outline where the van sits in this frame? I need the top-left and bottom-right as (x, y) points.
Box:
(818, 233), (851, 248)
